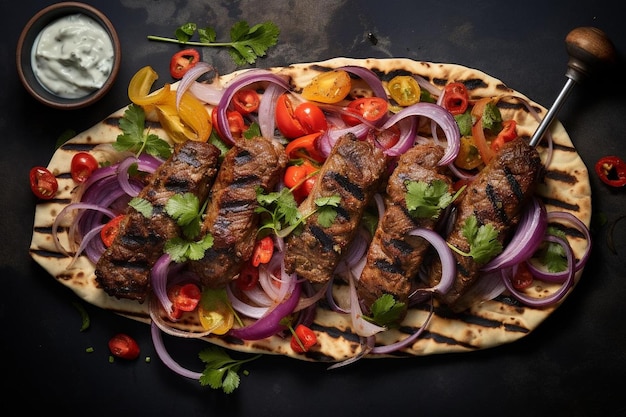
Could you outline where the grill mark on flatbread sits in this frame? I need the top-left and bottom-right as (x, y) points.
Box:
(29, 57), (591, 363)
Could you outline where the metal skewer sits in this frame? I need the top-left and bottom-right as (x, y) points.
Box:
(529, 27), (616, 147)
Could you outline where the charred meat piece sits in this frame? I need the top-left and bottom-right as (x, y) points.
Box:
(189, 136), (288, 288)
(284, 133), (387, 284)
(95, 140), (221, 302)
(357, 144), (452, 310)
(429, 138), (543, 311)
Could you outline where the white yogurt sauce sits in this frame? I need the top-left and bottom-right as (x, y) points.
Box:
(31, 13), (114, 99)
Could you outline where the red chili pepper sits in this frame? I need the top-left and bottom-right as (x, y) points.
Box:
(510, 261), (533, 290)
(232, 88), (260, 114)
(290, 324), (317, 353)
(108, 333), (140, 360)
(100, 214), (125, 247)
(284, 133), (325, 163)
(236, 260), (260, 291)
(169, 48), (200, 79)
(595, 156), (626, 187)
(167, 282), (202, 319)
(251, 236), (274, 267)
(29, 166), (58, 200)
(490, 119), (518, 152)
(442, 82), (469, 115)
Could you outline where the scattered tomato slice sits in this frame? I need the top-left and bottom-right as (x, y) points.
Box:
(276, 94), (327, 139)
(198, 288), (234, 335)
(366, 124), (401, 151)
(232, 88), (260, 114)
(101, 214), (125, 247)
(490, 120), (518, 152)
(236, 261), (260, 291)
(29, 166), (58, 200)
(510, 262), (534, 290)
(290, 324), (317, 353)
(284, 133), (325, 163)
(301, 70), (351, 104)
(455, 136), (483, 170)
(108, 333), (140, 360)
(251, 236), (274, 267)
(168, 282), (202, 319)
(388, 75), (421, 106)
(341, 97), (388, 126)
(212, 108), (247, 140)
(70, 152), (99, 183)
(169, 48), (200, 79)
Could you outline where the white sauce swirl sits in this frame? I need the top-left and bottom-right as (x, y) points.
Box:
(31, 13), (114, 99)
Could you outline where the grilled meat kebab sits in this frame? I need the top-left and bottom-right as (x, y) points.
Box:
(189, 136), (288, 288)
(284, 133), (387, 284)
(95, 140), (221, 302)
(356, 143), (453, 311)
(429, 137), (543, 311)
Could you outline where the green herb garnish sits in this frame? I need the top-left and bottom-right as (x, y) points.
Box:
(128, 197), (153, 218)
(163, 193), (213, 262)
(114, 104), (172, 159)
(534, 226), (568, 272)
(314, 195), (340, 227)
(198, 346), (261, 394)
(148, 21), (280, 66)
(448, 215), (503, 265)
(364, 294), (406, 327)
(72, 301), (90, 332)
(405, 179), (457, 219)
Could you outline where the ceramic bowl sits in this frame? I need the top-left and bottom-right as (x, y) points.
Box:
(16, 2), (121, 110)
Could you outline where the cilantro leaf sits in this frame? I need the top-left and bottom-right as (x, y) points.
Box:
(128, 197), (153, 218)
(449, 215), (503, 265)
(256, 187), (301, 237)
(164, 234), (213, 263)
(165, 193), (203, 239)
(113, 104), (172, 159)
(315, 195), (340, 228)
(198, 346), (261, 394)
(535, 226), (568, 272)
(365, 294), (406, 327)
(405, 179), (455, 219)
(148, 21), (280, 66)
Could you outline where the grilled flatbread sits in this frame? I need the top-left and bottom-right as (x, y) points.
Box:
(30, 57), (591, 362)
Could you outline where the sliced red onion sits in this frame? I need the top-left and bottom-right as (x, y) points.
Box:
(150, 322), (203, 380)
(258, 83), (283, 138)
(380, 103), (460, 164)
(226, 284), (271, 319)
(116, 157), (145, 197)
(176, 61), (221, 107)
(338, 65), (388, 98)
(325, 277), (350, 314)
(228, 281), (301, 340)
(407, 228), (456, 296)
(348, 272), (386, 337)
(482, 197), (547, 272)
(216, 69), (290, 144)
(547, 211), (592, 271)
(151, 253), (175, 320)
(502, 235), (575, 307)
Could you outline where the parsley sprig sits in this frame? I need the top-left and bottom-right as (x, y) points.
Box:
(534, 226), (568, 272)
(198, 346), (261, 394)
(449, 215), (503, 265)
(113, 104), (172, 159)
(405, 179), (459, 219)
(147, 21), (280, 66)
(364, 294), (406, 327)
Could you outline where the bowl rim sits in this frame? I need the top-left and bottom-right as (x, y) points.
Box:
(16, 1), (122, 110)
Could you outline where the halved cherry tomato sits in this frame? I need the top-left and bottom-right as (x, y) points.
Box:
(251, 236), (274, 267)
(169, 48), (200, 79)
(275, 94), (327, 139)
(388, 75), (421, 106)
(490, 120), (518, 152)
(108, 333), (140, 360)
(232, 88), (260, 114)
(167, 282), (202, 319)
(290, 324), (317, 353)
(198, 288), (234, 335)
(595, 155), (626, 187)
(284, 160), (318, 203)
(442, 82), (470, 116)
(29, 166), (58, 200)
(455, 136), (483, 171)
(284, 133), (325, 163)
(510, 262), (534, 290)
(366, 124), (401, 151)
(101, 214), (125, 247)
(70, 152), (99, 183)
(301, 70), (352, 104)
(236, 261), (260, 291)
(211, 108), (247, 139)
(341, 97), (389, 126)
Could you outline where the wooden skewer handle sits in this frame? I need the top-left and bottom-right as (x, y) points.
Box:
(565, 27), (616, 82)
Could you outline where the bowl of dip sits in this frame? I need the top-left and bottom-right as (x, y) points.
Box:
(16, 2), (121, 110)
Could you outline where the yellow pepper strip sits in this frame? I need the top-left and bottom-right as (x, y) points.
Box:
(128, 66), (211, 143)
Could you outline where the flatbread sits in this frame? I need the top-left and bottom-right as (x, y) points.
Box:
(30, 57), (591, 362)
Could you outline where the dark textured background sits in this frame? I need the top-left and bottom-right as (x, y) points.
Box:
(2, 1), (625, 415)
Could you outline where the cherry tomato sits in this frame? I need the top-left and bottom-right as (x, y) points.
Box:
(275, 94), (327, 139)
(341, 97), (389, 126)
(290, 324), (317, 353)
(490, 120), (518, 152)
(101, 214), (125, 247)
(232, 89), (260, 114)
(301, 70), (352, 104)
(211, 108), (247, 139)
(510, 262), (534, 290)
(595, 155), (626, 187)
(442, 82), (469, 115)
(108, 333), (140, 360)
(70, 152), (99, 183)
(284, 160), (318, 203)
(387, 75), (421, 106)
(169, 48), (200, 79)
(251, 236), (274, 267)
(366, 124), (401, 151)
(167, 282), (202, 320)
(236, 261), (260, 291)
(454, 136), (483, 170)
(284, 133), (325, 163)
(29, 166), (58, 200)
